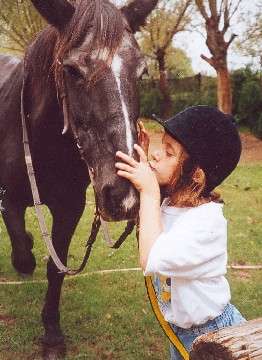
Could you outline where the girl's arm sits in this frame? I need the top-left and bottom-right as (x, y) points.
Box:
(115, 144), (163, 271)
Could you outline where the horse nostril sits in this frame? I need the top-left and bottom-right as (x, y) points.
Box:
(103, 184), (119, 209)
(100, 182), (139, 221)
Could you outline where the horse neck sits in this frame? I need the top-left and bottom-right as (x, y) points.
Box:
(25, 27), (62, 128)
(26, 27), (58, 94)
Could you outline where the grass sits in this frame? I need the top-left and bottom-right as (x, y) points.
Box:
(140, 118), (163, 131)
(0, 165), (261, 359)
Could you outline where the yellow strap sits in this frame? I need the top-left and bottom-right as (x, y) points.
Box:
(145, 276), (189, 360)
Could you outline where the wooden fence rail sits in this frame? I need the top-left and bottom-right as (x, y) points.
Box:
(189, 318), (262, 360)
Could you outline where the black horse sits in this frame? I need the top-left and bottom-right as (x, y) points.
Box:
(0, 0), (157, 354)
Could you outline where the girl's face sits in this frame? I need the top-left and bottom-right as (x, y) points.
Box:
(149, 132), (186, 186)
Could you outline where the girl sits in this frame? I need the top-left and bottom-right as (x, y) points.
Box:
(115, 105), (246, 359)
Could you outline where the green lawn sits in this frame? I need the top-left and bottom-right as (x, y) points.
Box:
(0, 164), (261, 359)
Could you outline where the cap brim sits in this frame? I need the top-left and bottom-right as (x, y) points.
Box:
(152, 114), (166, 127)
(152, 113), (187, 153)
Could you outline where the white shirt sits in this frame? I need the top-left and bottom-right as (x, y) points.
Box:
(144, 200), (231, 328)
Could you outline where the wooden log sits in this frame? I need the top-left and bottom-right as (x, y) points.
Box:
(189, 318), (262, 360)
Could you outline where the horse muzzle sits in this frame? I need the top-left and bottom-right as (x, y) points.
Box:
(97, 181), (139, 222)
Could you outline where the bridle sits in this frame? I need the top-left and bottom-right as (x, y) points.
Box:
(21, 56), (189, 360)
(20, 54), (136, 276)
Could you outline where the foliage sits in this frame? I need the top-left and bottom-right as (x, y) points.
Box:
(138, 0), (193, 61)
(0, 0), (45, 54)
(166, 47), (194, 78)
(140, 75), (217, 117)
(0, 164), (261, 358)
(143, 46), (194, 80)
(235, 0), (262, 64)
(170, 89), (217, 115)
(141, 67), (262, 139)
(231, 67), (262, 138)
(140, 84), (164, 118)
(137, 0), (194, 118)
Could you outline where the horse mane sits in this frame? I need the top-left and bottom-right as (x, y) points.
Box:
(55, 0), (125, 84)
(25, 0), (125, 92)
(56, 0), (125, 58)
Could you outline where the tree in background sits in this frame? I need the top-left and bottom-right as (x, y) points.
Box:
(231, 67), (262, 137)
(194, 0), (243, 114)
(138, 0), (194, 118)
(144, 45), (194, 79)
(235, 0), (262, 68)
(0, 0), (45, 54)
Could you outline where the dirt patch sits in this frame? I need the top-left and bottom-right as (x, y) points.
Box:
(239, 133), (262, 164)
(147, 129), (262, 164)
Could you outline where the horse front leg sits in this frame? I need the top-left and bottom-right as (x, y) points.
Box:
(41, 195), (86, 352)
(1, 196), (36, 275)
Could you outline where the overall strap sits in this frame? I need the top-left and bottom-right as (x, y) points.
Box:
(145, 276), (189, 360)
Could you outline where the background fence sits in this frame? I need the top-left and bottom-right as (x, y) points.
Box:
(140, 69), (262, 138)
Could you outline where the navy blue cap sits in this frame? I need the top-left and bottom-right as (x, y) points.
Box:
(152, 105), (242, 191)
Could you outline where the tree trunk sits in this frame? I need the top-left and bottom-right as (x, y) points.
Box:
(216, 65), (232, 114)
(189, 318), (262, 360)
(157, 50), (172, 119)
(195, 1), (239, 116)
(159, 70), (172, 119)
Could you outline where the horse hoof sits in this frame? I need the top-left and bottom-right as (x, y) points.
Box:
(41, 326), (65, 348)
(11, 250), (36, 275)
(42, 343), (67, 359)
(17, 271), (34, 278)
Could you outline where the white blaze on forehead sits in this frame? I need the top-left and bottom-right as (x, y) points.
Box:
(70, 42), (134, 156)
(111, 54), (133, 156)
(8, 56), (20, 65)
(90, 48), (110, 61)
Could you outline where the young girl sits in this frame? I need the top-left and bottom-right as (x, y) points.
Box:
(115, 105), (246, 359)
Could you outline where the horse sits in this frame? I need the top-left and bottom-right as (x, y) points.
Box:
(0, 0), (157, 355)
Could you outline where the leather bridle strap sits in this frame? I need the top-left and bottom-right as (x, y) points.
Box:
(21, 58), (102, 275)
(87, 167), (136, 250)
(58, 59), (136, 251)
(20, 57), (135, 275)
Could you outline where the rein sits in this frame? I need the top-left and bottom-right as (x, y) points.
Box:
(20, 56), (135, 275)
(21, 58), (188, 358)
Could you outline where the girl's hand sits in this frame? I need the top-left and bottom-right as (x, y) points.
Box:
(115, 144), (159, 197)
(116, 144), (162, 271)
(138, 121), (150, 157)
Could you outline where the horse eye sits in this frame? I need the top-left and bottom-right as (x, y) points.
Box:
(64, 64), (82, 79)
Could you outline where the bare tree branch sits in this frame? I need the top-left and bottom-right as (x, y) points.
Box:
(208, 0), (218, 18)
(200, 53), (214, 66)
(162, 0), (193, 50)
(195, 0), (209, 20)
(226, 32), (237, 49)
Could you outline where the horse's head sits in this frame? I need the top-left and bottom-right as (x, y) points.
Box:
(30, 0), (157, 221)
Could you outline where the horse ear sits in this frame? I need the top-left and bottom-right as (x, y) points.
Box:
(30, 0), (75, 30)
(121, 0), (158, 33)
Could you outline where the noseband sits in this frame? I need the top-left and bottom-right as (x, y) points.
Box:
(20, 55), (136, 275)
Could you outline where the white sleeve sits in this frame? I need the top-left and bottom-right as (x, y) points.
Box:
(144, 207), (227, 279)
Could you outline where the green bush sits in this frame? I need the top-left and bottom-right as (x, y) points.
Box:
(172, 89), (217, 113)
(140, 76), (217, 118)
(239, 80), (262, 136)
(231, 67), (262, 137)
(140, 86), (163, 118)
(140, 70), (261, 137)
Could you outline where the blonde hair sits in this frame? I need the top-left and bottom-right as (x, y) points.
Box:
(166, 148), (221, 207)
